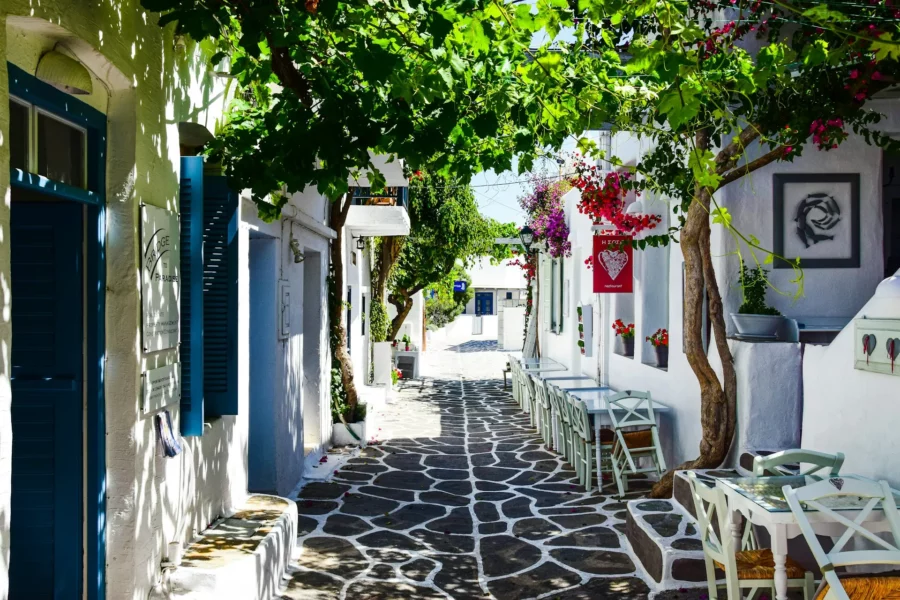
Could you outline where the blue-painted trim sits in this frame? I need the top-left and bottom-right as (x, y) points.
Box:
(10, 168), (101, 205)
(180, 157), (205, 436)
(7, 62), (107, 131)
(7, 62), (107, 600)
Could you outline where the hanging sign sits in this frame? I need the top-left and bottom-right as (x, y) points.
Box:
(593, 235), (633, 293)
(141, 205), (180, 352)
(453, 280), (468, 293)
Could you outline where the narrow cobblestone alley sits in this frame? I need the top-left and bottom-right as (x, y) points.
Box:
(281, 343), (657, 600)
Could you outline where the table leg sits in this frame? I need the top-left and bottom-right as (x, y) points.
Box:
(594, 417), (602, 492)
(771, 525), (789, 600)
(729, 509), (743, 552)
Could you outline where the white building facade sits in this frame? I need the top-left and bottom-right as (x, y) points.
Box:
(534, 115), (900, 486)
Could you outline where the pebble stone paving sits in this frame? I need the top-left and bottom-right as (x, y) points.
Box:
(281, 347), (657, 600)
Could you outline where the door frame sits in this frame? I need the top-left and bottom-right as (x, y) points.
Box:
(8, 62), (107, 600)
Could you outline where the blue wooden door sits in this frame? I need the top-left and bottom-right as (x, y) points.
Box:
(10, 200), (84, 599)
(475, 292), (493, 316)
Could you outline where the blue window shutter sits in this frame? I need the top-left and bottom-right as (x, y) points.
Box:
(180, 157), (205, 436)
(202, 175), (239, 416)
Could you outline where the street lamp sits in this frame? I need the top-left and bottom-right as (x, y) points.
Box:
(519, 225), (535, 253)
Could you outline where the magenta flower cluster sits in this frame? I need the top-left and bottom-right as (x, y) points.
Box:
(519, 179), (572, 259)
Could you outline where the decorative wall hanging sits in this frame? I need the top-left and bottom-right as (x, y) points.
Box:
(593, 235), (634, 293)
(773, 173), (860, 269)
(854, 318), (900, 376)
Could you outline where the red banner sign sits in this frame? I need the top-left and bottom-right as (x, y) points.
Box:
(593, 235), (633, 293)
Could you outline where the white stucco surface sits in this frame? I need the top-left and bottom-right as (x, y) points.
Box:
(801, 273), (900, 487)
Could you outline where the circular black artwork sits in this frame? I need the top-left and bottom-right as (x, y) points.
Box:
(794, 192), (842, 248)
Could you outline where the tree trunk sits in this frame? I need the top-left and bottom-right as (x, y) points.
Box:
(650, 135), (738, 498)
(387, 291), (416, 340)
(329, 195), (360, 420)
(373, 236), (403, 302)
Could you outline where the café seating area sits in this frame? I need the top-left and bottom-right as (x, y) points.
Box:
(507, 355), (900, 600)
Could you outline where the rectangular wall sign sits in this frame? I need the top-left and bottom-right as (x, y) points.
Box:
(593, 235), (633, 293)
(141, 204), (180, 351)
(142, 362), (181, 414)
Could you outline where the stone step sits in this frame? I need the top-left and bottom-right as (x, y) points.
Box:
(155, 495), (297, 600)
(624, 498), (710, 589)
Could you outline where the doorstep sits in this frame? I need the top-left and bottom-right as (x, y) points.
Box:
(162, 495), (297, 600)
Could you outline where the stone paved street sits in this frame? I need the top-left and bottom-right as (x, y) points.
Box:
(282, 343), (656, 600)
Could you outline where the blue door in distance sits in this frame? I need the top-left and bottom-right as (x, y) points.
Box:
(475, 292), (493, 316)
(10, 200), (84, 599)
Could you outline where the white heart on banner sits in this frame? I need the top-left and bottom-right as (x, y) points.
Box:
(599, 249), (628, 280)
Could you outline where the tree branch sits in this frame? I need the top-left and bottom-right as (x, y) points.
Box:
(716, 124), (762, 174)
(717, 146), (785, 188)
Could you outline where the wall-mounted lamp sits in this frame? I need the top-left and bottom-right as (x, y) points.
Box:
(35, 49), (93, 95)
(519, 225), (535, 253)
(289, 237), (305, 263)
(356, 237), (366, 250)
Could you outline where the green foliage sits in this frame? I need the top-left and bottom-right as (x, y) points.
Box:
(401, 334), (411, 345)
(141, 0), (600, 217)
(425, 266), (473, 330)
(738, 266), (781, 316)
(332, 380), (367, 423)
(369, 300), (389, 343)
(388, 171), (516, 331)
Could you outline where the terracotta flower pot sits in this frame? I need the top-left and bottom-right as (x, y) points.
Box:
(655, 345), (669, 369)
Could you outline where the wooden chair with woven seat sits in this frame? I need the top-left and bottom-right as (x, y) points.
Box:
(606, 390), (666, 497)
(784, 477), (900, 600)
(687, 472), (815, 600)
(753, 449), (845, 478)
(553, 385), (576, 466)
(508, 357), (520, 407)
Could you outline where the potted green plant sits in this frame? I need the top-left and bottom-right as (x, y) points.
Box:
(646, 328), (669, 368)
(613, 319), (636, 357)
(402, 334), (411, 352)
(731, 265), (783, 338)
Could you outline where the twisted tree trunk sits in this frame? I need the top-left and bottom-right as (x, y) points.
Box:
(388, 287), (422, 340)
(329, 195), (360, 418)
(650, 132), (738, 498)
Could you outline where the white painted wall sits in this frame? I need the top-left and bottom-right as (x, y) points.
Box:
(801, 273), (900, 487)
(242, 192), (333, 497)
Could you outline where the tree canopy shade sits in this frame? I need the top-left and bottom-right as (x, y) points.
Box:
(141, 0), (611, 217)
(387, 171), (518, 338)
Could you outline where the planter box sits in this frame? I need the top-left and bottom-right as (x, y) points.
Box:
(332, 420), (366, 447)
(731, 314), (783, 338)
(373, 342), (393, 386)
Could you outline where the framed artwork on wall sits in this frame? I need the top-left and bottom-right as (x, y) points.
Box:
(773, 173), (860, 269)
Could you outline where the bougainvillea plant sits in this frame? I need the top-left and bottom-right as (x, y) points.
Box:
(646, 329), (669, 348)
(519, 178), (572, 259)
(612, 319), (635, 340)
(573, 160), (662, 236)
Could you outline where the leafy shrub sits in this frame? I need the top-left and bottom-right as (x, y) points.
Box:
(738, 266), (781, 316)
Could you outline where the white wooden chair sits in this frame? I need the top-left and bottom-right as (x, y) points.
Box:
(784, 477), (900, 600)
(508, 356), (520, 406)
(753, 450), (845, 478)
(687, 472), (814, 600)
(606, 390), (666, 497)
(530, 375), (553, 449)
(545, 383), (566, 457)
(520, 370), (536, 424)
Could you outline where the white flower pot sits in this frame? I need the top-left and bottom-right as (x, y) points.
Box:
(332, 420), (366, 447)
(731, 313), (784, 338)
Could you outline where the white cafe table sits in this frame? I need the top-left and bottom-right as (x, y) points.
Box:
(519, 359), (569, 374)
(546, 378), (607, 391)
(716, 474), (899, 600)
(541, 374), (594, 381)
(567, 388), (671, 492)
